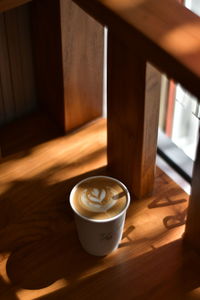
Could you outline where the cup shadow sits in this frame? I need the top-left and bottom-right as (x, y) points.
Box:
(0, 166), (107, 290)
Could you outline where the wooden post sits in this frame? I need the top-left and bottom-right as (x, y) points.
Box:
(31, 0), (104, 132)
(184, 133), (200, 252)
(107, 32), (161, 198)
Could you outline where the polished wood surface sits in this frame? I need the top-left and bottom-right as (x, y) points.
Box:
(60, 0), (104, 131)
(107, 33), (160, 198)
(74, 0), (200, 99)
(32, 0), (103, 132)
(1, 118), (197, 300)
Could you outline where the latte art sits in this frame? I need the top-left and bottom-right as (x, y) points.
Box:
(81, 187), (117, 212)
(71, 176), (128, 220)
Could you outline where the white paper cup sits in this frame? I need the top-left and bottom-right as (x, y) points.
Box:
(69, 176), (130, 256)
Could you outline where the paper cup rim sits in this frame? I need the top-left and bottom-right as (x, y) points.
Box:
(69, 175), (130, 223)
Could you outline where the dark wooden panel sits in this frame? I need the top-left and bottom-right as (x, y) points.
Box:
(60, 0), (104, 131)
(32, 0), (103, 132)
(5, 7), (27, 116)
(0, 12), (15, 123)
(5, 5), (36, 118)
(0, 4), (36, 125)
(0, 0), (31, 13)
(184, 134), (200, 252)
(17, 4), (36, 112)
(31, 0), (65, 131)
(107, 33), (160, 198)
(0, 66), (5, 126)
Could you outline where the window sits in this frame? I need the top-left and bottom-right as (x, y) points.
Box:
(158, 0), (200, 182)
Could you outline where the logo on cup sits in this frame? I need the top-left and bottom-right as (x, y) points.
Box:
(100, 232), (113, 240)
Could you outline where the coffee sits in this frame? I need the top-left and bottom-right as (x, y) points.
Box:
(71, 176), (127, 220)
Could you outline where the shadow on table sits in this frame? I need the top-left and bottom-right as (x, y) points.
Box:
(25, 239), (200, 300)
(0, 153), (195, 299)
(0, 165), (106, 291)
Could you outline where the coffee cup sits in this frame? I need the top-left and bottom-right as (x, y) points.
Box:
(69, 175), (130, 256)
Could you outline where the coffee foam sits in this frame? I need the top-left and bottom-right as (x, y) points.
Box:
(71, 177), (128, 220)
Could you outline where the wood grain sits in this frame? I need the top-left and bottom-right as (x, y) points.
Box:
(4, 5), (36, 118)
(0, 0), (31, 13)
(107, 33), (160, 198)
(74, 0), (200, 100)
(32, 0), (103, 132)
(0, 118), (193, 300)
(31, 0), (65, 131)
(0, 4), (36, 125)
(60, 0), (104, 131)
(0, 12), (15, 123)
(17, 4), (36, 113)
(4, 8), (24, 117)
(0, 1), (199, 295)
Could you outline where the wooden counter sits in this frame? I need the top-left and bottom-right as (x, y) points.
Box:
(0, 118), (197, 300)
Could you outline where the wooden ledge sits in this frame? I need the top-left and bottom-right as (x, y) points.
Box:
(0, 118), (196, 300)
(0, 0), (31, 12)
(0, 111), (63, 157)
(74, 0), (200, 99)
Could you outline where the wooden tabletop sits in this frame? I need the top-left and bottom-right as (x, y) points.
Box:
(0, 117), (197, 300)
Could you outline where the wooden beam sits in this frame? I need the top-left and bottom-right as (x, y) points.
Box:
(74, 0), (200, 99)
(0, 0), (31, 13)
(184, 134), (200, 252)
(107, 32), (160, 198)
(31, 0), (103, 132)
(60, 0), (104, 131)
(31, 0), (65, 131)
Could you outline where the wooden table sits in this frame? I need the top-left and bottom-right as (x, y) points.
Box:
(1, 117), (198, 300)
